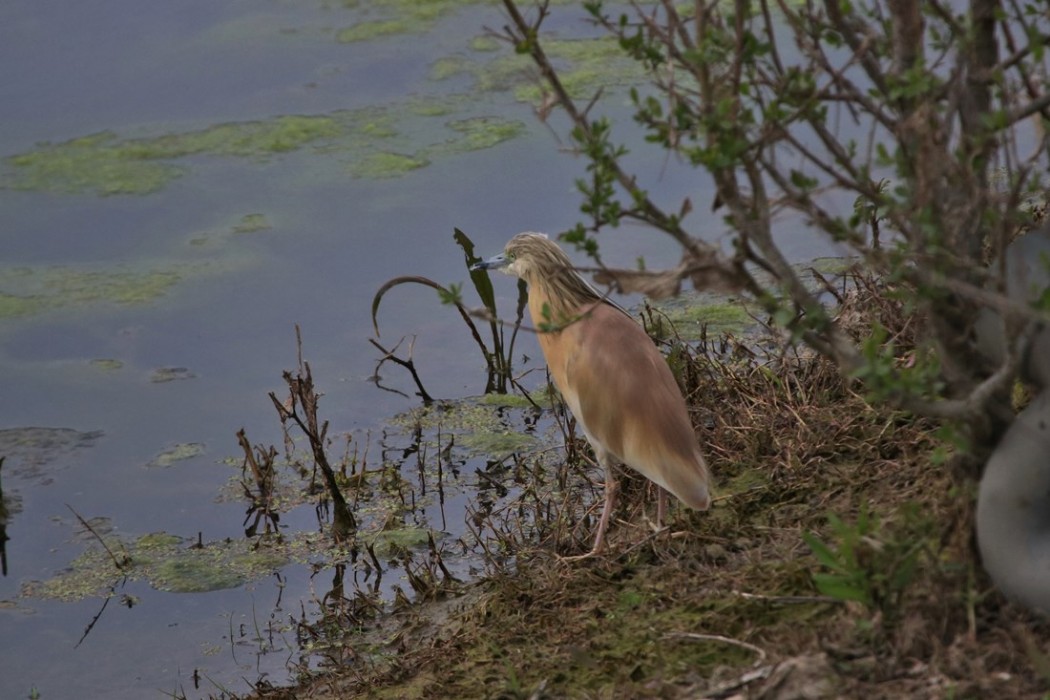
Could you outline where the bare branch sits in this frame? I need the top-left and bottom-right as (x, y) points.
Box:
(500, 0), (705, 254)
(821, 0), (891, 97)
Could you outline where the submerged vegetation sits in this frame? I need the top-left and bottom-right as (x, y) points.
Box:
(431, 35), (647, 101)
(332, 0), (580, 44)
(1, 105), (529, 194)
(3, 116), (339, 195)
(15, 328), (553, 604)
(21, 531), (289, 598)
(1, 10), (646, 198)
(0, 265), (184, 318)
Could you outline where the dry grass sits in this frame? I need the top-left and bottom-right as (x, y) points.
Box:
(249, 275), (1050, 700)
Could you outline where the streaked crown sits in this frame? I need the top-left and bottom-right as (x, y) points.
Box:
(502, 232), (603, 316)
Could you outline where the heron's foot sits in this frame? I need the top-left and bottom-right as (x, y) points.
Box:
(644, 516), (669, 535)
(557, 547), (603, 563)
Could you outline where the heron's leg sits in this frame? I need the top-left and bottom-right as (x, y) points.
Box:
(644, 487), (670, 534)
(590, 453), (619, 553)
(559, 449), (618, 562)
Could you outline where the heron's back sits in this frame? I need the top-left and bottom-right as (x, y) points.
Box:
(534, 297), (711, 510)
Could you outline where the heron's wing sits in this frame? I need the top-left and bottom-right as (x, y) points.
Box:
(563, 303), (710, 508)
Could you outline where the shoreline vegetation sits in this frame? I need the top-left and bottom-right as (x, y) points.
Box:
(245, 270), (1050, 699)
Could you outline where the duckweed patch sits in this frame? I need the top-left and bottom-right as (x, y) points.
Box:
(440, 117), (526, 152)
(477, 390), (546, 409)
(344, 114), (526, 178)
(0, 212), (256, 319)
(2, 6), (658, 197)
(5, 133), (184, 195)
(3, 100), (532, 193)
(47, 269), (182, 305)
(20, 533), (291, 599)
(147, 442), (207, 469)
(0, 427), (104, 482)
(458, 429), (536, 455)
(391, 395), (547, 459)
(430, 56), (472, 81)
(468, 34), (500, 52)
(136, 532), (183, 550)
(133, 115), (341, 158)
(0, 265), (185, 319)
(347, 151), (430, 179)
(650, 293), (754, 340)
(407, 99), (459, 118)
(336, 18), (421, 43)
(232, 213), (273, 233)
(150, 367), (196, 383)
(188, 211), (279, 246)
(0, 292), (47, 318)
(334, 0), (484, 43)
(457, 36), (647, 102)
(153, 556), (248, 593)
(365, 526), (435, 558)
(3, 116), (340, 196)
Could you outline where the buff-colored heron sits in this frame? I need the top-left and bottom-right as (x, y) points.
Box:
(473, 232), (711, 558)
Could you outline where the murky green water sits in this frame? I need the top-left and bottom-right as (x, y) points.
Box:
(0, 1), (826, 697)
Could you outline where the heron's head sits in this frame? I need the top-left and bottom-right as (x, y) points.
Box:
(472, 232), (605, 316)
(471, 232), (571, 284)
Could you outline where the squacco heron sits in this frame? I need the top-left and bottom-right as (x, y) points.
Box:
(473, 232), (711, 557)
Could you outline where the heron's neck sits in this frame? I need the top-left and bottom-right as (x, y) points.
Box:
(527, 268), (607, 325)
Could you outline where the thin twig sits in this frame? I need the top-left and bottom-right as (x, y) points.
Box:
(369, 336), (434, 404)
(665, 631), (768, 664)
(731, 590), (844, 605)
(66, 504), (129, 570)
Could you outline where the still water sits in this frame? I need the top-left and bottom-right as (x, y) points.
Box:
(0, 1), (822, 697)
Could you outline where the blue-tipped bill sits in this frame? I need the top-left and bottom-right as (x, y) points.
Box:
(470, 253), (509, 272)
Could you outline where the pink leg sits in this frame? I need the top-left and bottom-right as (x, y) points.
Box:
(560, 451), (618, 561)
(657, 487), (667, 528)
(590, 462), (619, 553)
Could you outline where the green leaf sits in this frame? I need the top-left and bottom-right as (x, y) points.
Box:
(802, 531), (847, 573)
(437, 282), (463, 306)
(454, 228), (497, 318)
(811, 573), (872, 605)
(789, 169), (818, 190)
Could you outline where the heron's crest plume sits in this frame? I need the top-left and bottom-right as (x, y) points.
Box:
(503, 232), (603, 318)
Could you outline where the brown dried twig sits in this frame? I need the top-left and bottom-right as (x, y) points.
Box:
(66, 503), (129, 571)
(235, 429), (280, 539)
(269, 325), (356, 543)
